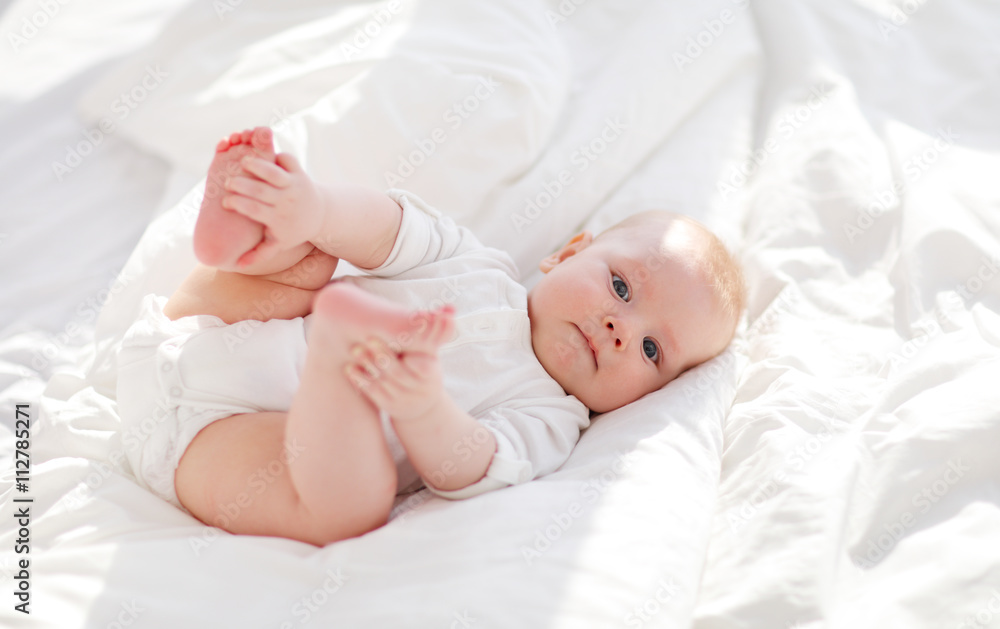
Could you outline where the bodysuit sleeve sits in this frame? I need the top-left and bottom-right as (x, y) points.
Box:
(425, 398), (591, 501)
(367, 189), (512, 278)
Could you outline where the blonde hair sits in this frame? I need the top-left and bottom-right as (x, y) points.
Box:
(699, 227), (746, 330)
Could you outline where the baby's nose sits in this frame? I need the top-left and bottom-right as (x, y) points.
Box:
(603, 315), (631, 349)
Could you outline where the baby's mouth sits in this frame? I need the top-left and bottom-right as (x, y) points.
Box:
(575, 324), (597, 368)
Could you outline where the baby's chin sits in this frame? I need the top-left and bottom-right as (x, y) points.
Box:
(577, 371), (687, 414)
(563, 382), (631, 415)
(533, 352), (596, 409)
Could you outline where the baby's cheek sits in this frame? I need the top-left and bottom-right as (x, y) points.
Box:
(622, 372), (664, 406)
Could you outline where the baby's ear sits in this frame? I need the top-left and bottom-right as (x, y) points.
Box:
(539, 231), (593, 272)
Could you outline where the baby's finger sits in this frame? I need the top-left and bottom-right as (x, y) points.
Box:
(355, 343), (416, 392)
(349, 343), (381, 378)
(275, 153), (304, 174)
(365, 337), (399, 373)
(224, 175), (280, 206)
(430, 306), (455, 346)
(345, 363), (397, 408)
(240, 156), (292, 188)
(344, 364), (375, 393)
(369, 371), (402, 401)
(422, 314), (443, 347)
(377, 355), (419, 391)
(236, 233), (281, 269)
(399, 352), (436, 378)
(222, 193), (273, 222)
(355, 338), (400, 379)
(390, 355), (436, 394)
(417, 309), (446, 349)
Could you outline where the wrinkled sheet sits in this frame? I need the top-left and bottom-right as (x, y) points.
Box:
(695, 1), (1000, 627)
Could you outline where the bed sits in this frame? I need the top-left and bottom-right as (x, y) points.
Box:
(2, 0), (999, 627)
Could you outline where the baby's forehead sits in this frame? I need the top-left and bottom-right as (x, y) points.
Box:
(600, 214), (710, 268)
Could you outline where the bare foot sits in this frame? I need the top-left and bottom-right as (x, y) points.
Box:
(311, 282), (455, 357)
(193, 127), (275, 270)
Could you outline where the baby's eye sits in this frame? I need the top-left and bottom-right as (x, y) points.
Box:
(642, 338), (659, 362)
(612, 274), (630, 301)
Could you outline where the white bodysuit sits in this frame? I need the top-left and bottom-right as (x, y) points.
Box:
(116, 190), (590, 508)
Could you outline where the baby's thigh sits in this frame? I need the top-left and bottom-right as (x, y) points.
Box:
(175, 412), (305, 537)
(174, 411), (391, 546)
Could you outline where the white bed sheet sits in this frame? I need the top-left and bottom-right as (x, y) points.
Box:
(1, 0), (998, 628)
(0, 0), (181, 459)
(694, 1), (1000, 627)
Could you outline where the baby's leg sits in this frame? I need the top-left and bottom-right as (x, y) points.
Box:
(163, 247), (339, 324)
(174, 283), (452, 545)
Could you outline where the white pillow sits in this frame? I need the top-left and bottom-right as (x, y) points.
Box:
(77, 0), (569, 223)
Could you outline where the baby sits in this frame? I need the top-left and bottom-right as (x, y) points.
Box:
(116, 127), (745, 547)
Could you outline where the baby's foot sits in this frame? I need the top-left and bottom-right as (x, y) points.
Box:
(311, 282), (455, 357)
(193, 127), (275, 270)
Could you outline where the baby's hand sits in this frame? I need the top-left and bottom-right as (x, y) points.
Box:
(222, 153), (328, 268)
(345, 338), (446, 424)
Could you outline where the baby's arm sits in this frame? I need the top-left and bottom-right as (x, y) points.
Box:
(223, 154), (403, 271)
(347, 336), (497, 493)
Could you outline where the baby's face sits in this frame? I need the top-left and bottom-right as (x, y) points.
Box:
(527, 222), (732, 413)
